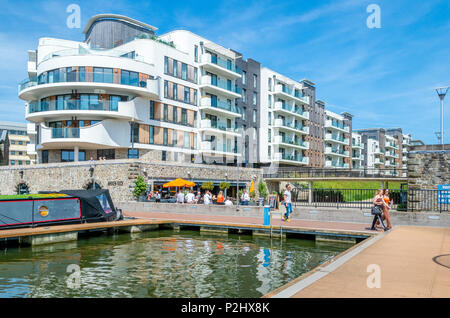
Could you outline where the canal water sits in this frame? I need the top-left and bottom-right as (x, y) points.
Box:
(0, 230), (348, 298)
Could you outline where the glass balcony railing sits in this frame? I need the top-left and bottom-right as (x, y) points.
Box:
(29, 99), (120, 114)
(281, 153), (308, 163)
(51, 127), (80, 139)
(280, 137), (308, 148)
(326, 133), (349, 143)
(202, 76), (242, 94)
(277, 103), (308, 117)
(19, 70), (150, 92)
(202, 54), (241, 74)
(210, 99), (241, 114)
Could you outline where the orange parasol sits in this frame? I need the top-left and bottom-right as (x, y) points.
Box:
(163, 178), (196, 188)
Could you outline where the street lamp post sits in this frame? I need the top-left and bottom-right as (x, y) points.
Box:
(436, 87), (449, 145)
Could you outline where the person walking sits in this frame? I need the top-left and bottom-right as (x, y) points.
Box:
(382, 188), (393, 230)
(283, 184), (293, 222)
(371, 189), (387, 231)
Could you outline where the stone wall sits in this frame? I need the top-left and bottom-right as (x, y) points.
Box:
(0, 159), (263, 203)
(407, 144), (450, 189)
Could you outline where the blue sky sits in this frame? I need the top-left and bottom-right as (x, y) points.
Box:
(0, 0), (449, 144)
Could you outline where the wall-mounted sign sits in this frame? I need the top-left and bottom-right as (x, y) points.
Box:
(108, 181), (124, 186)
(437, 185), (450, 204)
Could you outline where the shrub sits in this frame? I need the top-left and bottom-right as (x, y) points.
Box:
(133, 176), (147, 198)
(201, 181), (214, 191)
(219, 182), (230, 191)
(258, 181), (268, 199)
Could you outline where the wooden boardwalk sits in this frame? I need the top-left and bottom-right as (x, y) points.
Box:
(266, 226), (450, 298)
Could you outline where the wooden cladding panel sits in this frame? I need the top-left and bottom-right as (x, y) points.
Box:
(139, 124), (149, 144)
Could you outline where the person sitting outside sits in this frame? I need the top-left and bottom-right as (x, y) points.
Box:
(185, 190), (195, 204)
(216, 191), (225, 205)
(203, 191), (212, 205)
(154, 191), (161, 203)
(241, 190), (250, 205)
(224, 197), (233, 206)
(176, 190), (185, 204)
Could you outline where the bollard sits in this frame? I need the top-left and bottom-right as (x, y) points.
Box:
(264, 205), (271, 226)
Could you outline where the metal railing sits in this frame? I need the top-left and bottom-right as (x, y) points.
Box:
(289, 187), (449, 213)
(263, 167), (407, 179)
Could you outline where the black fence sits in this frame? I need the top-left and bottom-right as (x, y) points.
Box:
(291, 188), (449, 213)
(264, 168), (407, 179)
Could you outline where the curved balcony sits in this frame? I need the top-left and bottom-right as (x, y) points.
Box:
(19, 71), (160, 100)
(26, 97), (144, 122)
(199, 75), (241, 99)
(199, 97), (242, 118)
(273, 101), (309, 120)
(39, 119), (131, 149)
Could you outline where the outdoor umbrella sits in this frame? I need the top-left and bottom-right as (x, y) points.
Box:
(163, 178), (196, 188)
(249, 180), (255, 193)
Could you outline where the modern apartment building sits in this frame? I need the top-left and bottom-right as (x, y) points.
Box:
(323, 110), (352, 168)
(259, 67), (310, 167)
(0, 121), (36, 165)
(351, 132), (363, 169)
(19, 14), (243, 165)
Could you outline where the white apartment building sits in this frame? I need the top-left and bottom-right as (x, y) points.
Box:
(0, 121), (37, 165)
(384, 134), (400, 169)
(323, 110), (351, 168)
(351, 132), (363, 169)
(259, 67), (310, 166)
(18, 14), (242, 164)
(365, 138), (384, 169)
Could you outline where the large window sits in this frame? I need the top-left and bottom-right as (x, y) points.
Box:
(42, 150), (49, 163)
(128, 148), (139, 159)
(97, 149), (115, 160)
(149, 101), (155, 119)
(61, 150), (86, 162)
(93, 68), (113, 83)
(121, 70), (139, 86)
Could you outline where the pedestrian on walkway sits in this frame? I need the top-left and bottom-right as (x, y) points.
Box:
(283, 184), (293, 222)
(382, 188), (393, 230)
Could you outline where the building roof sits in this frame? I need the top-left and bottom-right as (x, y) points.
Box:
(0, 121), (27, 131)
(82, 14), (158, 34)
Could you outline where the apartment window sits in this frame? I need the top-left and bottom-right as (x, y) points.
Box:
(149, 101), (155, 120)
(97, 149), (115, 160)
(164, 56), (169, 74)
(194, 68), (198, 83)
(42, 150), (48, 163)
(162, 150), (166, 161)
(253, 109), (257, 124)
(148, 126), (154, 144)
(184, 132), (190, 149)
(19, 141), (23, 145)
(242, 71), (246, 85)
(253, 74), (257, 88)
(11, 160), (15, 165)
(128, 148), (139, 159)
(181, 63), (187, 80)
(181, 109), (187, 125)
(268, 78), (272, 91)
(242, 89), (246, 103)
(268, 112), (271, 125)
(184, 87), (190, 103)
(173, 60), (178, 77)
(253, 92), (257, 105)
(130, 123), (139, 143)
(164, 80), (168, 98)
(163, 104), (169, 121)
(194, 45), (198, 63)
(268, 128), (272, 142)
(242, 107), (246, 120)
(61, 150), (85, 162)
(78, 67), (85, 82)
(170, 106), (176, 123)
(193, 90), (198, 105)
(121, 70), (139, 86)
(268, 146), (271, 157)
(173, 84), (178, 100)
(93, 67), (113, 83)
(19, 151), (23, 155)
(163, 128), (168, 146)
(11, 151), (15, 155)
(11, 140), (15, 145)
(26, 161), (30, 165)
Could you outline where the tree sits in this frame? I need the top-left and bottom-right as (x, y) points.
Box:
(201, 181), (214, 191)
(133, 175), (147, 199)
(258, 181), (268, 199)
(219, 182), (230, 197)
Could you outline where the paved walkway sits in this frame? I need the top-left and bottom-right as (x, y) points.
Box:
(267, 226), (450, 298)
(123, 210), (378, 235)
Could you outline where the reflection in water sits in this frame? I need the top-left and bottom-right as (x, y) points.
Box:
(0, 230), (348, 298)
